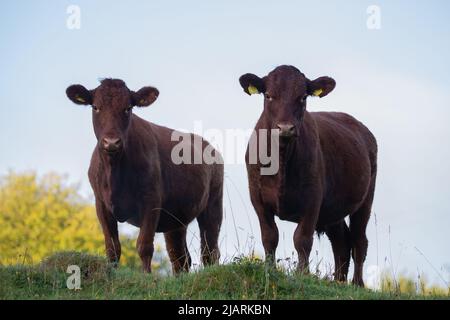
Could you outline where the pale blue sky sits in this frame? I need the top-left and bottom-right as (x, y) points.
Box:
(1, 0), (450, 286)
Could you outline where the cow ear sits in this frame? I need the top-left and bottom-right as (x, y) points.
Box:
(66, 85), (93, 105)
(239, 73), (266, 95)
(307, 77), (336, 98)
(131, 86), (159, 107)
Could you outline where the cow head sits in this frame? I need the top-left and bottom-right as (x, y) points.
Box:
(239, 65), (335, 139)
(66, 79), (159, 156)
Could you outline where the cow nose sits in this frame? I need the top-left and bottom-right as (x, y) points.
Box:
(277, 123), (296, 137)
(102, 137), (122, 152)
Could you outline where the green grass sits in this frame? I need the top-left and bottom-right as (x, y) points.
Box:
(0, 252), (448, 300)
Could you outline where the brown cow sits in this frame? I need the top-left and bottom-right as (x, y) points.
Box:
(239, 65), (377, 286)
(66, 79), (223, 273)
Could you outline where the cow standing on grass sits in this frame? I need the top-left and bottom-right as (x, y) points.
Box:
(66, 79), (223, 273)
(239, 66), (377, 286)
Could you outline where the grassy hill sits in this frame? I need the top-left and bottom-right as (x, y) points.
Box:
(0, 252), (447, 300)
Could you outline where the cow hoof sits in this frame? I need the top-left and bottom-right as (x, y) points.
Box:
(352, 278), (365, 287)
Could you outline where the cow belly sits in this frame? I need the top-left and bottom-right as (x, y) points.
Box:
(126, 216), (141, 227)
(156, 214), (196, 233)
(317, 182), (371, 227)
(156, 193), (209, 232)
(155, 207), (202, 233)
(124, 207), (199, 231)
(111, 202), (138, 223)
(123, 194), (208, 232)
(260, 183), (360, 224)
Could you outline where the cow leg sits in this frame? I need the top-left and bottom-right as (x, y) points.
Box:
(96, 200), (121, 266)
(325, 221), (351, 282)
(350, 177), (376, 287)
(164, 227), (191, 274)
(197, 194), (223, 266)
(294, 212), (318, 273)
(255, 205), (278, 265)
(137, 209), (160, 273)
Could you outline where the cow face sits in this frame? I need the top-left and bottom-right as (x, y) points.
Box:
(239, 65), (335, 139)
(66, 79), (159, 156)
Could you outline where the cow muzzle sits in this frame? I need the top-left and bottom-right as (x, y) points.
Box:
(277, 123), (296, 138)
(101, 137), (123, 154)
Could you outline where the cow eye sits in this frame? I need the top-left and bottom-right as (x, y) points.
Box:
(92, 105), (100, 112)
(264, 93), (273, 101)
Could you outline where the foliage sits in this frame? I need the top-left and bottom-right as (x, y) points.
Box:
(0, 171), (169, 274)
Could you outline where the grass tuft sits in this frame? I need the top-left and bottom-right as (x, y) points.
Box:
(0, 252), (448, 300)
(40, 251), (113, 283)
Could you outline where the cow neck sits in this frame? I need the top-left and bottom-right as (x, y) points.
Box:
(275, 122), (311, 203)
(276, 138), (298, 200)
(101, 151), (126, 202)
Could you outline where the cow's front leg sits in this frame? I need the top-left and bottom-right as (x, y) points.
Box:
(137, 206), (160, 273)
(258, 210), (279, 266)
(293, 210), (319, 273)
(96, 200), (121, 266)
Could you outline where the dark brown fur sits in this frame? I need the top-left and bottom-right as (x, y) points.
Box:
(66, 79), (223, 273)
(240, 66), (377, 286)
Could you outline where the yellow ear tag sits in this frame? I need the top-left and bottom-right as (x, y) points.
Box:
(313, 89), (323, 97)
(248, 85), (259, 95)
(75, 95), (85, 103)
(139, 99), (145, 104)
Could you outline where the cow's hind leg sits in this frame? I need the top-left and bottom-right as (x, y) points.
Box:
(325, 220), (351, 282)
(350, 176), (376, 287)
(164, 227), (191, 274)
(197, 193), (223, 266)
